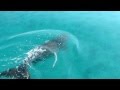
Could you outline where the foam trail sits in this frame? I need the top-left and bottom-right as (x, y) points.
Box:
(8, 29), (77, 40)
(8, 29), (81, 54)
(9, 29), (80, 67)
(1, 29), (81, 79)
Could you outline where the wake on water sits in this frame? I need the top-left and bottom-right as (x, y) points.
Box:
(0, 29), (81, 79)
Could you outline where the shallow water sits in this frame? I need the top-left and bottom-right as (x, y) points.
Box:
(0, 11), (120, 79)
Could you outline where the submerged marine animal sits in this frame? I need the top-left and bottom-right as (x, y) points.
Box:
(0, 35), (67, 79)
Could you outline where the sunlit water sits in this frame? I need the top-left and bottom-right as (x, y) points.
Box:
(0, 11), (120, 79)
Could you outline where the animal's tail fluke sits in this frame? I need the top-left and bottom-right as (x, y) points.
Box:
(0, 64), (30, 79)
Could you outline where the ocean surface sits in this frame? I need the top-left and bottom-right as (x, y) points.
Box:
(0, 11), (120, 79)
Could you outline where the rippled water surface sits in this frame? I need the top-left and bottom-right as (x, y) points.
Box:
(0, 11), (120, 79)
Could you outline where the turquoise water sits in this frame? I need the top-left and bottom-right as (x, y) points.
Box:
(1, 11), (120, 79)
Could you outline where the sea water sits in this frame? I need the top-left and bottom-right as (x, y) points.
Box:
(0, 11), (120, 79)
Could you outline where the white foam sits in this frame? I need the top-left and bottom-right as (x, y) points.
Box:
(6, 29), (81, 71)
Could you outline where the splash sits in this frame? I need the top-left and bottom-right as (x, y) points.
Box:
(0, 29), (80, 79)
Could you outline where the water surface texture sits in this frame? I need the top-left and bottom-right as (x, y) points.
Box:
(0, 11), (120, 79)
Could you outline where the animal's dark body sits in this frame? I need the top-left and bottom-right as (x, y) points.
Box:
(0, 35), (67, 79)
